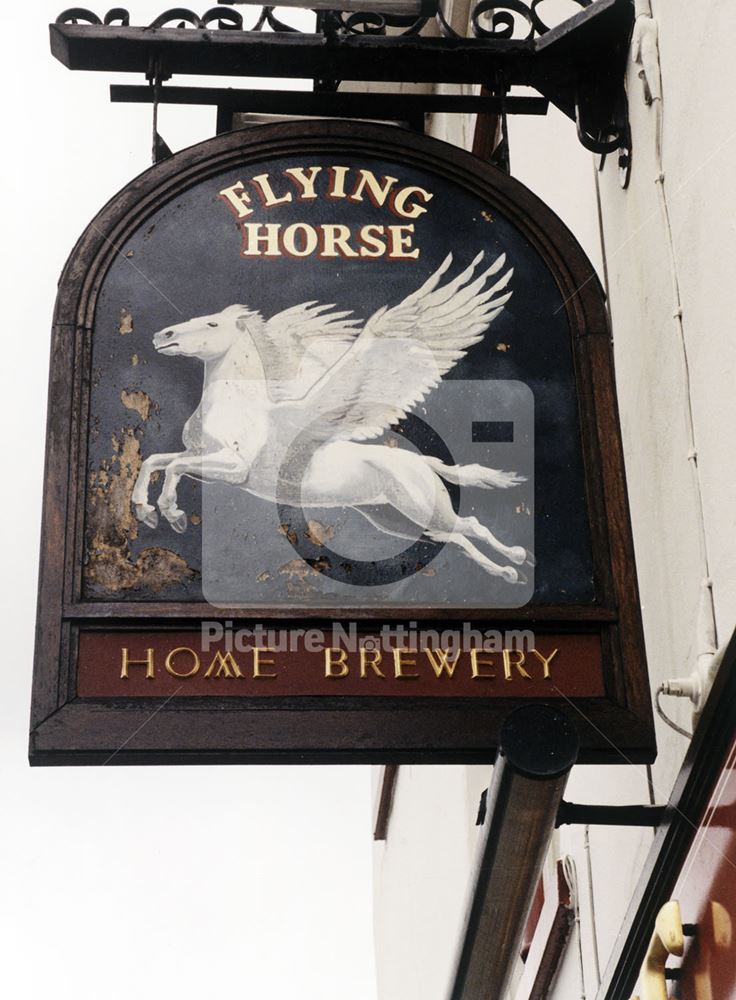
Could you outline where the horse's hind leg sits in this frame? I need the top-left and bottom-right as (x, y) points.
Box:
(374, 461), (526, 584)
(456, 515), (534, 567)
(354, 506), (425, 543)
(426, 528), (526, 584)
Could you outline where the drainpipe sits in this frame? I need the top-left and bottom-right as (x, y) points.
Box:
(447, 705), (579, 1000)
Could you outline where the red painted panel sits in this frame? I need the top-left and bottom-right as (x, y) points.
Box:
(676, 735), (736, 999)
(77, 629), (605, 699)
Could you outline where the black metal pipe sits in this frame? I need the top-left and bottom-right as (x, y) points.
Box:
(447, 705), (579, 1000)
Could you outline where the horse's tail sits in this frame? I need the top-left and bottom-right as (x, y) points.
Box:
(423, 456), (526, 490)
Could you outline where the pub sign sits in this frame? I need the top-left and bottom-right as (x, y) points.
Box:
(30, 121), (654, 763)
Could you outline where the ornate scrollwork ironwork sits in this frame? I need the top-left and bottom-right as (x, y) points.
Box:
(56, 6), (305, 32)
(56, 1), (595, 39)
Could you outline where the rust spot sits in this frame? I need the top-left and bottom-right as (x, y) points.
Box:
(120, 388), (155, 422)
(125, 249), (134, 258)
(85, 426), (195, 595)
(305, 519), (335, 546)
(496, 342), (510, 352)
(481, 210), (494, 223)
(190, 513), (201, 526)
(119, 307), (134, 335)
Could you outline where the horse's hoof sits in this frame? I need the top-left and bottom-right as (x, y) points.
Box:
(135, 503), (158, 529)
(168, 511), (188, 534)
(525, 551), (536, 568)
(503, 567), (528, 585)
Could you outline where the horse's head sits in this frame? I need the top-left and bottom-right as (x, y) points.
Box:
(153, 304), (261, 361)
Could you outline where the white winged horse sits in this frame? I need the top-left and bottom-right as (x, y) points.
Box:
(132, 251), (533, 583)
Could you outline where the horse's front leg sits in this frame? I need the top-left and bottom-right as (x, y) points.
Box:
(132, 451), (186, 528)
(157, 448), (250, 533)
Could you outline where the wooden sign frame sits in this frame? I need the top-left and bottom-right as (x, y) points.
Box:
(30, 121), (654, 765)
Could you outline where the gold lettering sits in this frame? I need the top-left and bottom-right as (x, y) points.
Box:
(325, 647), (349, 678)
(218, 181), (254, 220)
(360, 648), (385, 678)
(530, 648), (558, 679)
(393, 649), (419, 679)
(284, 166), (322, 199)
(388, 224), (419, 259)
(349, 169), (399, 207)
(502, 649), (531, 681)
(250, 173), (292, 207)
(282, 223), (319, 258)
(470, 650), (496, 679)
(165, 647), (200, 678)
(253, 647), (278, 679)
(392, 185), (433, 220)
(239, 223), (281, 257)
(425, 648), (459, 678)
(204, 651), (243, 679)
(120, 647), (155, 680)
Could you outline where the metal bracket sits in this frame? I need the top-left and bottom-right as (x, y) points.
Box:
(556, 801), (666, 827)
(51, 0), (634, 156)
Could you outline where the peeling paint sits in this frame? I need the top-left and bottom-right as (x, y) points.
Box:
(481, 210), (494, 223)
(131, 353), (139, 366)
(279, 558), (320, 580)
(496, 342), (510, 352)
(119, 307), (134, 335)
(286, 579), (317, 598)
(85, 426), (196, 595)
(256, 570), (271, 583)
(120, 388), (155, 422)
(305, 520), (335, 546)
(278, 523), (298, 546)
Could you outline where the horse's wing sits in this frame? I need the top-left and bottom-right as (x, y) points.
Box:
(276, 252), (512, 443)
(253, 301), (363, 401)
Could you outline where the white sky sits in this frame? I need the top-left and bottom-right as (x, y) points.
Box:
(0, 6), (378, 998)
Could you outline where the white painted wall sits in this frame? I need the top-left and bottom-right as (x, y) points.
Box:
(1, 7), (379, 1000)
(373, 4), (736, 997)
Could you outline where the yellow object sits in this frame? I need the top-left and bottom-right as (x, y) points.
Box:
(631, 900), (684, 1000)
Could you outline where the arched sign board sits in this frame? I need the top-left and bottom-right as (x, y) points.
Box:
(30, 121), (654, 765)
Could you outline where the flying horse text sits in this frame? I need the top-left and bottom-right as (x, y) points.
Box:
(218, 165), (434, 260)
